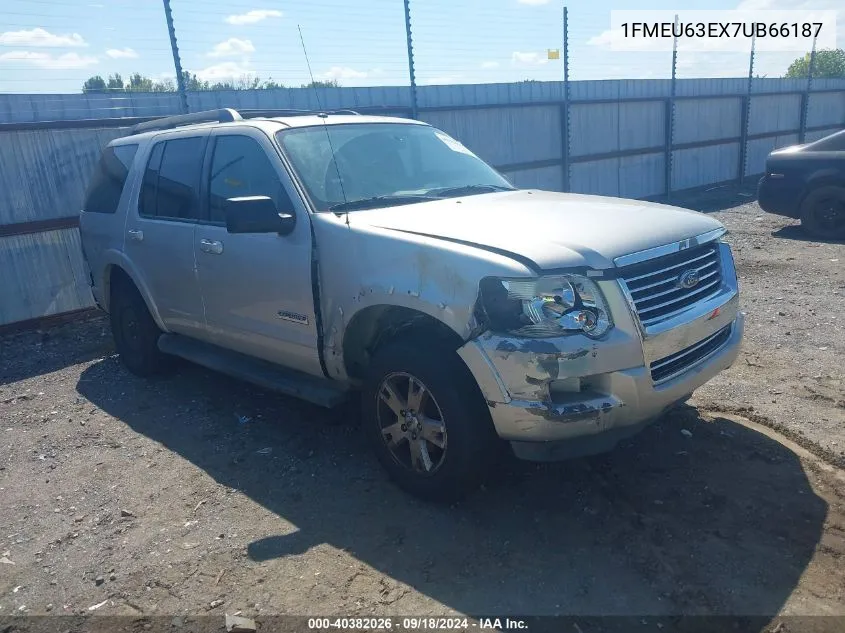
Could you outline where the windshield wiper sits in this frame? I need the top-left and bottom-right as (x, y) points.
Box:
(328, 194), (438, 213)
(424, 184), (516, 198)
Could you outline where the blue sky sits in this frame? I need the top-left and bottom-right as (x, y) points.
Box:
(0, 0), (840, 94)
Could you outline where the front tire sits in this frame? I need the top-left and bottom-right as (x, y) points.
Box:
(361, 340), (498, 502)
(799, 185), (845, 240)
(110, 282), (168, 377)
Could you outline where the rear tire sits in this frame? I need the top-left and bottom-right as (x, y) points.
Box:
(110, 281), (168, 377)
(361, 339), (498, 502)
(799, 185), (845, 240)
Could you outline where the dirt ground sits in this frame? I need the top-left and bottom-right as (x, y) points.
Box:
(1, 188), (844, 631)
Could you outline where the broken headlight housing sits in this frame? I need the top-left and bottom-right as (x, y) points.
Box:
(478, 275), (613, 339)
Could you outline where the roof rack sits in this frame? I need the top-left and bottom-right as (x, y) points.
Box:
(238, 108), (361, 118)
(129, 107), (361, 135)
(130, 108), (241, 135)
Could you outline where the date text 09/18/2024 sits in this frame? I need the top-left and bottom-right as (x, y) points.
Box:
(307, 617), (528, 630)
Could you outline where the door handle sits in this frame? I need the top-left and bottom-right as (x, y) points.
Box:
(127, 229), (144, 241)
(199, 238), (224, 255)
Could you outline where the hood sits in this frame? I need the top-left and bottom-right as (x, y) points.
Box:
(349, 190), (724, 271)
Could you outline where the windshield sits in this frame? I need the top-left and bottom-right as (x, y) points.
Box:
(275, 123), (514, 211)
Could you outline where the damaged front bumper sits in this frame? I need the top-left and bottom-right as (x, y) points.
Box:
(458, 250), (744, 461)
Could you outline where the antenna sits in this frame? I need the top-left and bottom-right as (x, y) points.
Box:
(298, 25), (322, 112)
(298, 24), (349, 225)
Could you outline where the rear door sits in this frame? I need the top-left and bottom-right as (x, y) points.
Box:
(123, 132), (208, 337)
(194, 127), (322, 377)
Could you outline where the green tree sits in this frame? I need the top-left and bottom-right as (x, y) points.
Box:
(106, 73), (124, 91)
(785, 48), (845, 79)
(181, 71), (210, 91)
(152, 78), (176, 92)
(127, 72), (153, 92)
(301, 79), (339, 89)
(82, 75), (107, 93)
(82, 72), (294, 93)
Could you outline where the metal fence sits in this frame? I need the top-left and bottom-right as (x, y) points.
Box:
(0, 2), (844, 329)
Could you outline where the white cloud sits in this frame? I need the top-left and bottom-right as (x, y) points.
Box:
(106, 47), (138, 59)
(194, 61), (256, 82)
(517, 0), (551, 5)
(0, 27), (87, 48)
(511, 51), (548, 65)
(481, 61), (500, 69)
(208, 38), (255, 58)
(0, 51), (98, 69)
(225, 9), (283, 25)
(319, 66), (367, 81)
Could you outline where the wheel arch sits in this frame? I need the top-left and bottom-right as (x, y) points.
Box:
(102, 255), (166, 331)
(342, 305), (467, 383)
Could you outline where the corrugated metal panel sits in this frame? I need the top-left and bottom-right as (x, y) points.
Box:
(4, 79), (844, 124)
(571, 153), (664, 199)
(676, 78), (746, 97)
(813, 78), (845, 91)
(0, 127), (127, 226)
(747, 94), (801, 135)
(674, 98), (742, 144)
(672, 143), (739, 190)
(0, 228), (93, 325)
(806, 93), (845, 129)
(745, 134), (799, 176)
(0, 92), (179, 123)
(804, 128), (841, 143)
(0, 77), (843, 328)
(501, 166), (563, 192)
(570, 101), (664, 156)
(420, 106), (562, 166)
(752, 78), (806, 94)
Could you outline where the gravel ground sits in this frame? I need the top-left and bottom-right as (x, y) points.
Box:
(1, 190), (844, 630)
(687, 185), (845, 467)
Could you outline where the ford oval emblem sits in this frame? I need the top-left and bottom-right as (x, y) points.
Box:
(677, 269), (700, 289)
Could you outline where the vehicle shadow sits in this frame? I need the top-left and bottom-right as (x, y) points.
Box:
(772, 224), (844, 245)
(76, 358), (827, 619)
(0, 316), (112, 387)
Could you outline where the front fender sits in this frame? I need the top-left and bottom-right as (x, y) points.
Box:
(312, 214), (536, 381)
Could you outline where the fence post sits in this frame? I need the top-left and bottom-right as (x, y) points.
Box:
(799, 36), (817, 144)
(738, 35), (755, 185)
(665, 14), (678, 200)
(561, 6), (571, 193)
(403, 0), (419, 119)
(162, 0), (188, 114)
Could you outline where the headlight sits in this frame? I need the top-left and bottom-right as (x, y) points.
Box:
(478, 274), (613, 338)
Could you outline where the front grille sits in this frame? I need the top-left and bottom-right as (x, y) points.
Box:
(620, 243), (723, 328)
(650, 325), (732, 384)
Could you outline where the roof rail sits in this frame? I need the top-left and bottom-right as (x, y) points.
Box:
(129, 108), (242, 135)
(238, 108), (361, 119)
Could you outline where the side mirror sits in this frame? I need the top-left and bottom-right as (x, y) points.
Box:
(224, 196), (296, 235)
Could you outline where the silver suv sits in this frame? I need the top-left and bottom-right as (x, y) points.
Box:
(79, 108), (744, 500)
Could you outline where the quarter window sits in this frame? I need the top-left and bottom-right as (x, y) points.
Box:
(83, 144), (138, 214)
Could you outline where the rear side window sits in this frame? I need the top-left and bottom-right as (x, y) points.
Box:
(83, 144), (138, 214)
(139, 136), (205, 221)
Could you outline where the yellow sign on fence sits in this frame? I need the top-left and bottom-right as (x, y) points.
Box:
(547, 49), (560, 60)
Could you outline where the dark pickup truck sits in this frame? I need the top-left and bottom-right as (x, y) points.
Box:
(757, 128), (845, 240)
